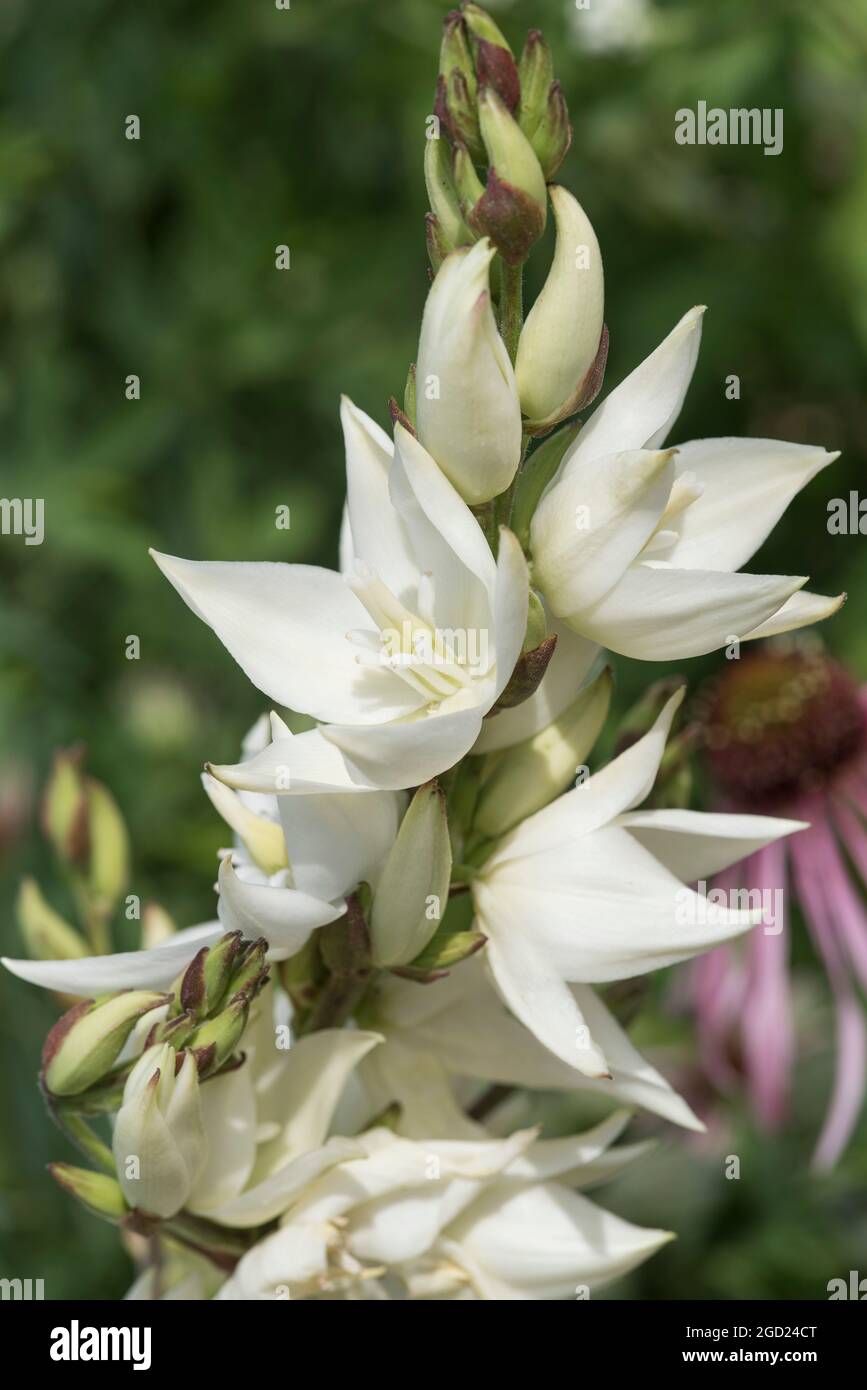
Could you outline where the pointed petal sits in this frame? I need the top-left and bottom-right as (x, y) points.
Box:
(391, 424), (496, 619)
(447, 1182), (672, 1299)
(322, 704), (486, 790)
(150, 550), (417, 724)
(559, 305), (704, 478)
(532, 449), (676, 615)
(209, 726), (374, 795)
(618, 808), (807, 883)
(480, 822), (761, 985)
(571, 563), (807, 660)
(216, 858), (342, 959)
(666, 438), (839, 571)
(486, 687), (684, 863)
(2, 922), (221, 995)
(340, 397), (421, 601)
(742, 588), (845, 641)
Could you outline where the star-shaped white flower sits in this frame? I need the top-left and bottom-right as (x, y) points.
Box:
(530, 306), (843, 658)
(151, 400), (529, 792)
(469, 688), (807, 1077)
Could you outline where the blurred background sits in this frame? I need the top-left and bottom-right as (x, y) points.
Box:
(1, 0), (866, 1298)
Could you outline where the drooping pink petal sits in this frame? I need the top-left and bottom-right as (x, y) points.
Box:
(790, 803), (867, 1169)
(740, 839), (795, 1131)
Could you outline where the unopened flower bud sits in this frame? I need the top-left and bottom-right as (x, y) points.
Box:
(86, 779), (130, 920)
(435, 11), (484, 159)
(462, 3), (520, 113)
(227, 936), (269, 1000)
(474, 667), (613, 836)
(469, 88), (547, 265)
(516, 186), (605, 429)
(186, 995), (251, 1077)
(48, 1163), (128, 1223)
(517, 30), (553, 140)
(112, 1045), (206, 1219)
(452, 140), (486, 216)
(16, 877), (86, 962)
(42, 748), (88, 869)
(424, 135), (474, 257)
(530, 80), (572, 180)
(370, 782), (452, 968)
(415, 239), (522, 505)
(178, 931), (243, 1019)
(42, 990), (169, 1097)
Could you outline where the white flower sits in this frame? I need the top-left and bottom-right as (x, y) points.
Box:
(113, 1044), (207, 1219)
(360, 955), (704, 1135)
(515, 185), (605, 428)
(151, 401), (528, 793)
(216, 1108), (669, 1301)
(416, 239), (523, 505)
(469, 689), (806, 1077)
(530, 306), (843, 658)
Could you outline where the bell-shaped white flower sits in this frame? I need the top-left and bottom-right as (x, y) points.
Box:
(469, 689), (807, 1077)
(515, 185), (605, 428)
(415, 239), (523, 505)
(153, 401), (528, 795)
(112, 1044), (207, 1219)
(530, 306), (843, 658)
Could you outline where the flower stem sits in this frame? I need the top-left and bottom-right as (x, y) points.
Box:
(299, 894), (372, 1034)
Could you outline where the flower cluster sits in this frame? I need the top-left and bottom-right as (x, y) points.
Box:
(3, 4), (842, 1299)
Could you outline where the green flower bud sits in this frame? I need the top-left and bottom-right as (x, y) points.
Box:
(186, 995), (250, 1077)
(42, 990), (169, 1097)
(517, 29), (554, 141)
(227, 936), (269, 1000)
(370, 782), (452, 968)
(86, 779), (130, 920)
(474, 666), (613, 836)
(48, 1163), (128, 1224)
(16, 877), (87, 962)
(462, 4), (520, 113)
(424, 135), (474, 255)
(179, 931), (243, 1019)
(41, 748), (88, 869)
(469, 88), (547, 265)
(532, 81), (572, 181)
(452, 140), (486, 217)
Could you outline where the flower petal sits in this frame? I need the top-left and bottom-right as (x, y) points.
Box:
(278, 789), (403, 902)
(216, 858), (342, 960)
(618, 808), (807, 883)
(150, 550), (418, 725)
(741, 588), (845, 642)
(666, 438), (838, 572)
(558, 305), (703, 479)
(2, 922), (221, 995)
(571, 563), (806, 660)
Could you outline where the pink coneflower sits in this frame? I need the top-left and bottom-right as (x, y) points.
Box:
(690, 640), (867, 1168)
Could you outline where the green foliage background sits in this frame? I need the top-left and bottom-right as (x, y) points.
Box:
(1, 0), (865, 1298)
